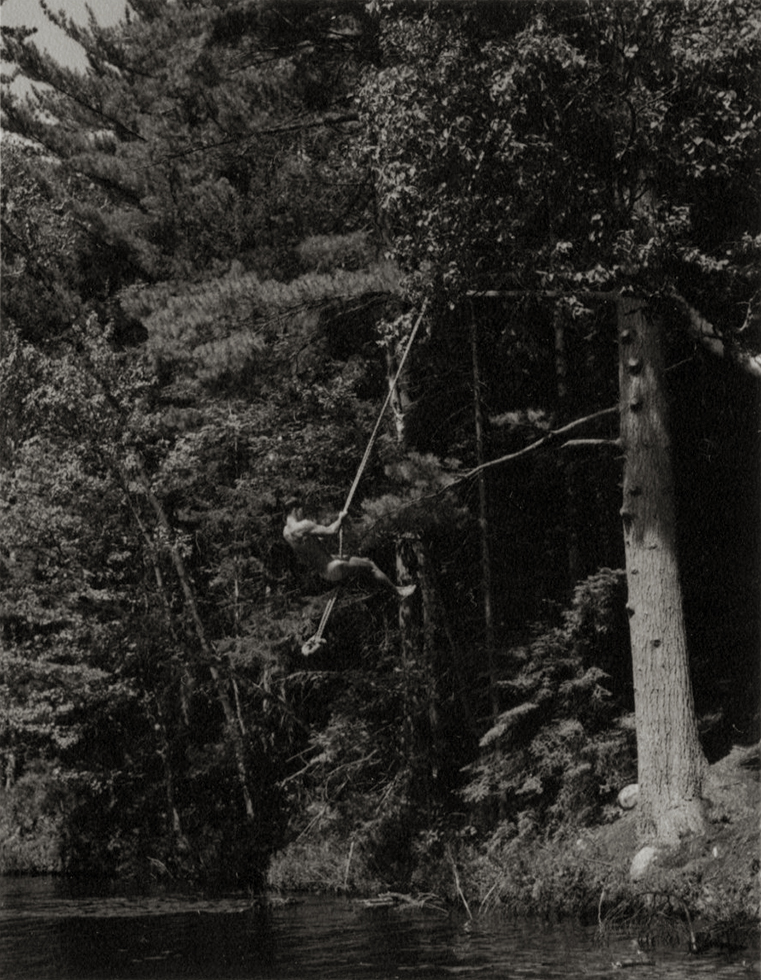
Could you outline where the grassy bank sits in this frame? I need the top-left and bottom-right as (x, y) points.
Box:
(268, 746), (760, 946)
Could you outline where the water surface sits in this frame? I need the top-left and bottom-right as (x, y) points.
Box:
(0, 877), (755, 979)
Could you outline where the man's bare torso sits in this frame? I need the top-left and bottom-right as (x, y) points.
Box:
(283, 507), (413, 597)
(283, 516), (334, 574)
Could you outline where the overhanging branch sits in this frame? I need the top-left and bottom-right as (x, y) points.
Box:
(468, 285), (761, 380)
(668, 289), (761, 380)
(459, 406), (619, 483)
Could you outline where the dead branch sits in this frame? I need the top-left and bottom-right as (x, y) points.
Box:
(562, 438), (622, 450)
(460, 406), (619, 482)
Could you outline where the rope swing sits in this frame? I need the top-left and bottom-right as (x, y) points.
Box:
(301, 591), (338, 656)
(338, 301), (428, 540)
(301, 302), (428, 656)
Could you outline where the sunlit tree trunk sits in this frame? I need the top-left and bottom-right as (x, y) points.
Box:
(618, 295), (707, 844)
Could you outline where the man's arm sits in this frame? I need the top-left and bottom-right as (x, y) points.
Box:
(300, 511), (347, 538)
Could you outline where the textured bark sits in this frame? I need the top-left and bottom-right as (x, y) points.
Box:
(618, 296), (707, 844)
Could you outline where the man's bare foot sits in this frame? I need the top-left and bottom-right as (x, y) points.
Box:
(397, 584), (416, 598)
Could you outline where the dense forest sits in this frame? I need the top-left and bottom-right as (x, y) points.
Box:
(1, 0), (759, 918)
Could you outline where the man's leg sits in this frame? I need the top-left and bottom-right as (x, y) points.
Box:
(322, 558), (354, 584)
(324, 556), (415, 597)
(346, 556), (398, 592)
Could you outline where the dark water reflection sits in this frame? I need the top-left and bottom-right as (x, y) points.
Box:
(0, 877), (755, 979)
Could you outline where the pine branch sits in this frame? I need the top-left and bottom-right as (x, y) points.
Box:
(39, 0), (132, 80)
(68, 166), (149, 210)
(16, 44), (147, 144)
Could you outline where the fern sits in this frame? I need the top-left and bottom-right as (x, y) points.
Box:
(462, 568), (636, 833)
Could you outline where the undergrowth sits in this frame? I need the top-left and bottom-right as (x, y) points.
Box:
(267, 834), (382, 894)
(267, 568), (759, 946)
(461, 569), (636, 834)
(0, 764), (68, 874)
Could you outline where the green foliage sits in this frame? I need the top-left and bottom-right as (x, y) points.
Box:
(274, 642), (456, 891)
(456, 829), (618, 918)
(361, 1), (761, 320)
(1, 0), (376, 285)
(462, 569), (636, 832)
(0, 141), (84, 341)
(267, 836), (380, 894)
(120, 260), (400, 394)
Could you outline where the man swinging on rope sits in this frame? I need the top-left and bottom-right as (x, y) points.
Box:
(283, 499), (416, 599)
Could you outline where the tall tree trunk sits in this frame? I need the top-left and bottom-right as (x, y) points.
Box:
(387, 321), (439, 798)
(130, 455), (256, 822)
(617, 295), (707, 844)
(397, 532), (439, 804)
(387, 335), (418, 756)
(428, 564), (479, 736)
(387, 330), (418, 662)
(151, 696), (187, 850)
(554, 304), (582, 585)
(469, 304), (498, 725)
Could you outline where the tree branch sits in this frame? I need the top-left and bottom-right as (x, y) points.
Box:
(668, 289), (761, 380)
(468, 286), (761, 379)
(165, 111), (360, 160)
(460, 406), (619, 482)
(466, 289), (619, 301)
(561, 438), (622, 449)
(31, 64), (147, 143)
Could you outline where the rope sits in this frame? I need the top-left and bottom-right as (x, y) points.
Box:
(301, 302), (427, 654)
(301, 590), (338, 656)
(341, 301), (427, 517)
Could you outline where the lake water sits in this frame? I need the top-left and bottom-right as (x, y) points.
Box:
(0, 877), (756, 979)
